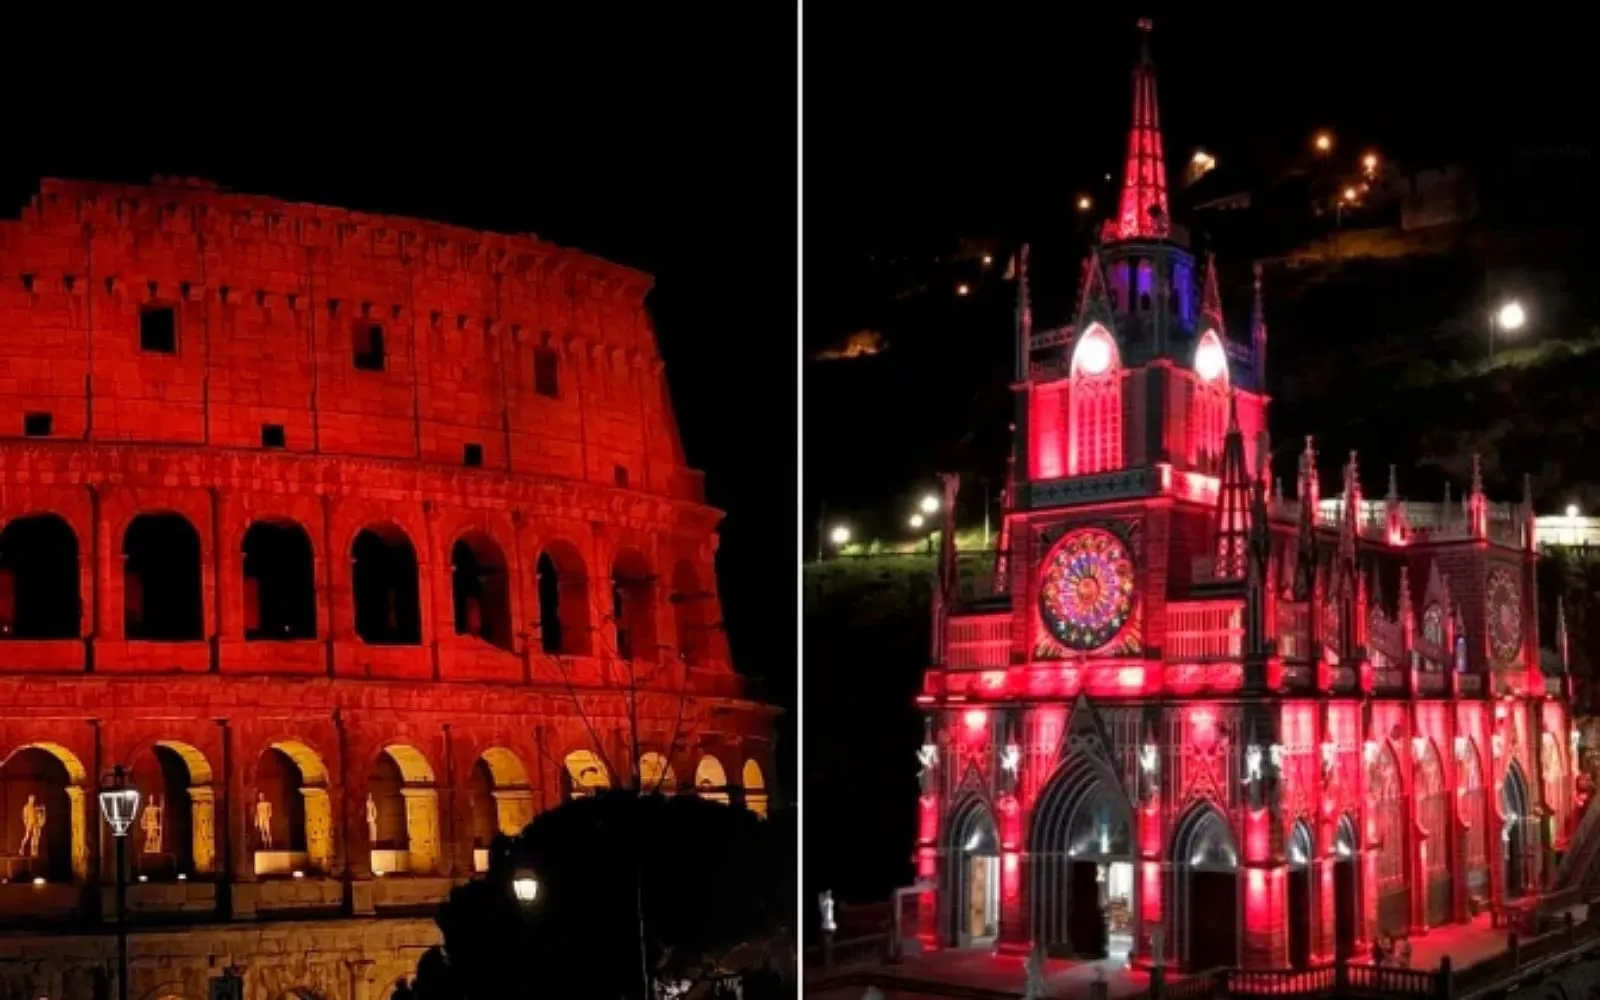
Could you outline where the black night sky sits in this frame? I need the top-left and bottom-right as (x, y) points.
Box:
(804, 5), (1600, 908)
(0, 20), (798, 786)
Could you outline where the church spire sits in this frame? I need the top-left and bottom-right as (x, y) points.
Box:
(1214, 393), (1251, 580)
(1108, 18), (1171, 242)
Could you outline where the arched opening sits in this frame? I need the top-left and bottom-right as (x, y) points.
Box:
(1458, 740), (1489, 911)
(1, 746), (80, 882)
(1068, 324), (1123, 476)
(944, 798), (1000, 947)
(1171, 803), (1239, 972)
(669, 560), (712, 666)
(1502, 760), (1533, 900)
(129, 742), (216, 879)
(254, 742), (331, 875)
(1029, 760), (1135, 961)
(1333, 814), (1359, 959)
(450, 532), (512, 651)
(352, 526), (421, 645)
(1416, 740), (1451, 926)
(243, 520), (316, 640)
(611, 549), (657, 661)
(467, 747), (532, 872)
(743, 759), (768, 818)
(639, 752), (677, 795)
(1191, 329), (1231, 472)
(694, 756), (729, 805)
(1542, 733), (1569, 847)
(368, 745), (440, 876)
(124, 513), (203, 640)
(1370, 743), (1409, 936)
(1287, 819), (1315, 968)
(0, 514), (80, 639)
(536, 541), (591, 656)
(562, 750), (610, 801)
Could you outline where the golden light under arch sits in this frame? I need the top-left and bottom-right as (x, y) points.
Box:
(695, 756), (729, 804)
(3, 742), (88, 783)
(743, 759), (768, 818)
(379, 743), (437, 785)
(563, 750), (611, 796)
(478, 746), (530, 787)
(639, 752), (677, 794)
(268, 740), (329, 785)
(153, 739), (214, 784)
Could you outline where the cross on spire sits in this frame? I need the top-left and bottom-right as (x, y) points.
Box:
(1108, 18), (1171, 242)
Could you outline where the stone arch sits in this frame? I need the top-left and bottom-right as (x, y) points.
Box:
(450, 530), (513, 652)
(254, 740), (332, 875)
(562, 749), (610, 800)
(0, 742), (89, 882)
(351, 524), (422, 645)
(611, 548), (658, 661)
(1457, 738), (1490, 905)
(943, 796), (1000, 947)
(467, 747), (534, 871)
(243, 518), (317, 640)
(536, 538), (591, 656)
(1369, 740), (1409, 935)
(128, 739), (217, 878)
(1415, 739), (1451, 926)
(1332, 811), (1361, 959)
(743, 759), (768, 818)
(368, 744), (441, 876)
(638, 751), (677, 795)
(669, 559), (714, 665)
(1502, 758), (1534, 900)
(124, 512), (204, 640)
(1068, 323), (1122, 476)
(1287, 818), (1316, 968)
(694, 755), (729, 805)
(0, 513), (81, 639)
(1170, 801), (1240, 971)
(1028, 755), (1135, 959)
(1542, 732), (1569, 840)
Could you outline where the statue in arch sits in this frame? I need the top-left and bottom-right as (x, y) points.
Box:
(18, 795), (45, 857)
(367, 793), (379, 845)
(255, 792), (273, 849)
(141, 794), (163, 854)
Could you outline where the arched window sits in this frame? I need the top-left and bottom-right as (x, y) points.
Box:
(1191, 330), (1230, 472)
(243, 520), (316, 640)
(1, 746), (80, 882)
(611, 550), (657, 662)
(351, 526), (421, 645)
(694, 756), (729, 805)
(639, 752), (677, 795)
(1370, 743), (1409, 935)
(451, 532), (512, 651)
(743, 759), (768, 818)
(562, 750), (610, 800)
(670, 560), (713, 666)
(1415, 741), (1450, 926)
(124, 514), (203, 640)
(537, 541), (591, 656)
(0, 514), (80, 639)
(1068, 325), (1122, 476)
(468, 748), (533, 871)
(367, 745), (440, 876)
(129, 741), (216, 878)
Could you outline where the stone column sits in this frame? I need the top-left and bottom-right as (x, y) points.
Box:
(214, 490), (241, 646)
(189, 785), (217, 875)
(66, 786), (89, 882)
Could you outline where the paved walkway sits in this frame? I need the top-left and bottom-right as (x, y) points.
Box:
(807, 904), (1591, 1000)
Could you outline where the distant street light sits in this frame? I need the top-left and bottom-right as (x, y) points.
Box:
(982, 254), (994, 266)
(1497, 300), (1527, 332)
(512, 875), (539, 903)
(829, 524), (851, 547)
(909, 513), (925, 529)
(919, 494), (940, 515)
(1076, 195), (1093, 213)
(1341, 186), (1359, 203)
(1314, 131), (1334, 154)
(956, 283), (970, 297)
(1362, 151), (1380, 174)
(1567, 504), (1581, 519)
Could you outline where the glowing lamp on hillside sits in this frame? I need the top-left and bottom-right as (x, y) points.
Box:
(512, 874), (539, 903)
(1362, 152), (1379, 174)
(1341, 186), (1359, 204)
(828, 524), (851, 547)
(1313, 131), (1334, 154)
(1194, 335), (1227, 382)
(1076, 195), (1093, 213)
(1496, 300), (1526, 333)
(956, 283), (971, 297)
(919, 494), (940, 515)
(908, 513), (926, 529)
(1567, 504), (1581, 519)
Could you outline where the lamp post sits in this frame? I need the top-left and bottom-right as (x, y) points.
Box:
(1489, 299), (1526, 361)
(97, 765), (141, 1000)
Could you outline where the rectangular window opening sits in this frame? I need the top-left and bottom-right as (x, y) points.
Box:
(534, 348), (560, 398)
(261, 424), (286, 449)
(613, 465), (629, 487)
(140, 306), (177, 354)
(23, 412), (52, 437)
(464, 443), (484, 467)
(354, 323), (386, 371)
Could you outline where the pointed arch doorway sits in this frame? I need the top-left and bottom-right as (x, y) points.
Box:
(944, 799), (1000, 947)
(1171, 804), (1240, 972)
(1029, 759), (1135, 960)
(1287, 820), (1315, 968)
(1501, 760), (1532, 900)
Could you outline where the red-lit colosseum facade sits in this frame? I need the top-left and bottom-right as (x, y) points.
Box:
(0, 176), (776, 1000)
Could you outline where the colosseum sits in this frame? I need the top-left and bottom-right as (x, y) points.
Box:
(0, 177), (777, 1000)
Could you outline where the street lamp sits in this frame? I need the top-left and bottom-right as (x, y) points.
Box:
(512, 874), (539, 903)
(828, 524), (851, 547)
(97, 766), (141, 1000)
(1313, 131), (1333, 154)
(1489, 299), (1527, 360)
(919, 494), (939, 515)
(908, 513), (925, 530)
(1076, 195), (1093, 213)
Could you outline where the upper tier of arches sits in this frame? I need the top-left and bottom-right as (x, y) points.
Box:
(0, 179), (706, 504)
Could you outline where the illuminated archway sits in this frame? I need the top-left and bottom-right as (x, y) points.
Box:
(367, 744), (440, 876)
(943, 797), (999, 948)
(1369, 742), (1409, 935)
(562, 750), (610, 800)
(1029, 758), (1134, 959)
(1458, 739), (1490, 906)
(743, 759), (768, 818)
(1171, 802), (1239, 972)
(1068, 324), (1122, 476)
(468, 747), (533, 871)
(1191, 329), (1231, 471)
(1287, 819), (1315, 968)
(0, 742), (89, 882)
(254, 740), (331, 875)
(639, 752), (677, 795)
(1333, 813), (1360, 959)
(694, 756), (729, 805)
(1502, 760), (1533, 900)
(1415, 740), (1451, 926)
(1542, 733), (1568, 845)
(129, 740), (217, 878)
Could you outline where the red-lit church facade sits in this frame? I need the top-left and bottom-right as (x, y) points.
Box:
(914, 23), (1579, 972)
